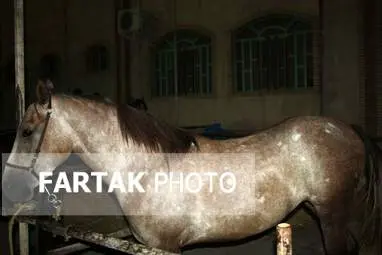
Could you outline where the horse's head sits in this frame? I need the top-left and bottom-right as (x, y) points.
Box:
(2, 79), (72, 203)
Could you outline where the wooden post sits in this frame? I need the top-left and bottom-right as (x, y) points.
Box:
(276, 223), (292, 255)
(19, 223), (29, 255)
(14, 0), (29, 254)
(15, 0), (25, 123)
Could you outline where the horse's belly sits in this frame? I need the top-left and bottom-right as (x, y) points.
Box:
(121, 167), (306, 251)
(183, 207), (293, 246)
(135, 201), (296, 250)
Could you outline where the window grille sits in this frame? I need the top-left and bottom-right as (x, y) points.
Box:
(233, 14), (314, 92)
(153, 29), (212, 97)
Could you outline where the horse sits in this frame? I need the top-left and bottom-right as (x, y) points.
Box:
(2, 79), (381, 255)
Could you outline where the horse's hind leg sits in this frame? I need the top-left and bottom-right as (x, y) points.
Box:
(313, 201), (358, 255)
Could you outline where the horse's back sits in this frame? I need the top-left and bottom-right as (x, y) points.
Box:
(240, 115), (365, 196)
(264, 115), (363, 147)
(275, 116), (365, 200)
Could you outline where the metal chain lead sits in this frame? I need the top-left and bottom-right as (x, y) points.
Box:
(44, 186), (62, 209)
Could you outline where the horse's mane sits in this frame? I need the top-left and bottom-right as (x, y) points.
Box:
(116, 104), (198, 153)
(57, 94), (198, 153)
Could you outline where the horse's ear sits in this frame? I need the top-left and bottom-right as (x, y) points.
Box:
(36, 79), (54, 105)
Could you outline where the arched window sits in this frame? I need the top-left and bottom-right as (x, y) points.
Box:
(233, 14), (314, 92)
(153, 29), (212, 97)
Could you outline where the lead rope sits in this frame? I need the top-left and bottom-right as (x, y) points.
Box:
(44, 185), (63, 220)
(8, 193), (62, 255)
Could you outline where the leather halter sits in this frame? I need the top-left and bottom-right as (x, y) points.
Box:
(4, 92), (62, 208)
(5, 93), (52, 176)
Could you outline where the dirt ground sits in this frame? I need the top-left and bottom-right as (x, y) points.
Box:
(182, 209), (325, 255)
(77, 208), (325, 255)
(62, 189), (326, 255)
(0, 208), (324, 255)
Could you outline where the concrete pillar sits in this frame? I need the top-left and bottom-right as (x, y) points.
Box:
(321, 0), (362, 125)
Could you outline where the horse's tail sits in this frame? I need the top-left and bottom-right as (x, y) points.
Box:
(351, 124), (382, 254)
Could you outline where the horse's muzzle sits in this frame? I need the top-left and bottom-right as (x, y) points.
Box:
(2, 168), (38, 203)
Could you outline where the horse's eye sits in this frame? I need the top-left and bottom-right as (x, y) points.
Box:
(22, 128), (33, 137)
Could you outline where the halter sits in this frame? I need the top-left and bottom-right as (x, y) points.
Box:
(4, 92), (62, 209)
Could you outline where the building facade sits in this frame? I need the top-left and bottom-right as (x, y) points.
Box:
(129, 0), (321, 129)
(1, 0), (378, 134)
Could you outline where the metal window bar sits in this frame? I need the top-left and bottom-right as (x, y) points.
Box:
(167, 50), (174, 95)
(173, 32), (178, 100)
(154, 37), (212, 97)
(303, 34), (307, 88)
(293, 33), (298, 88)
(240, 41), (245, 92)
(258, 38), (263, 91)
(206, 45), (212, 94)
(164, 50), (168, 96)
(234, 25), (313, 92)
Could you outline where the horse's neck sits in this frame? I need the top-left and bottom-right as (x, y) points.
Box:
(73, 130), (151, 176)
(59, 97), (190, 178)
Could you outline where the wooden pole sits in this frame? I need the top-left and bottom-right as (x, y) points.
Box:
(19, 223), (29, 255)
(15, 0), (25, 124)
(14, 0), (29, 254)
(276, 223), (292, 255)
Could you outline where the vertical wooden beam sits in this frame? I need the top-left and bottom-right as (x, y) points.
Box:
(114, 0), (122, 104)
(19, 223), (29, 255)
(364, 0), (378, 135)
(318, 0), (324, 115)
(115, 0), (131, 105)
(14, 0), (29, 254)
(14, 0), (25, 123)
(123, 0), (132, 103)
(374, 0), (382, 136)
(63, 0), (69, 94)
(276, 223), (292, 255)
(172, 0), (179, 125)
